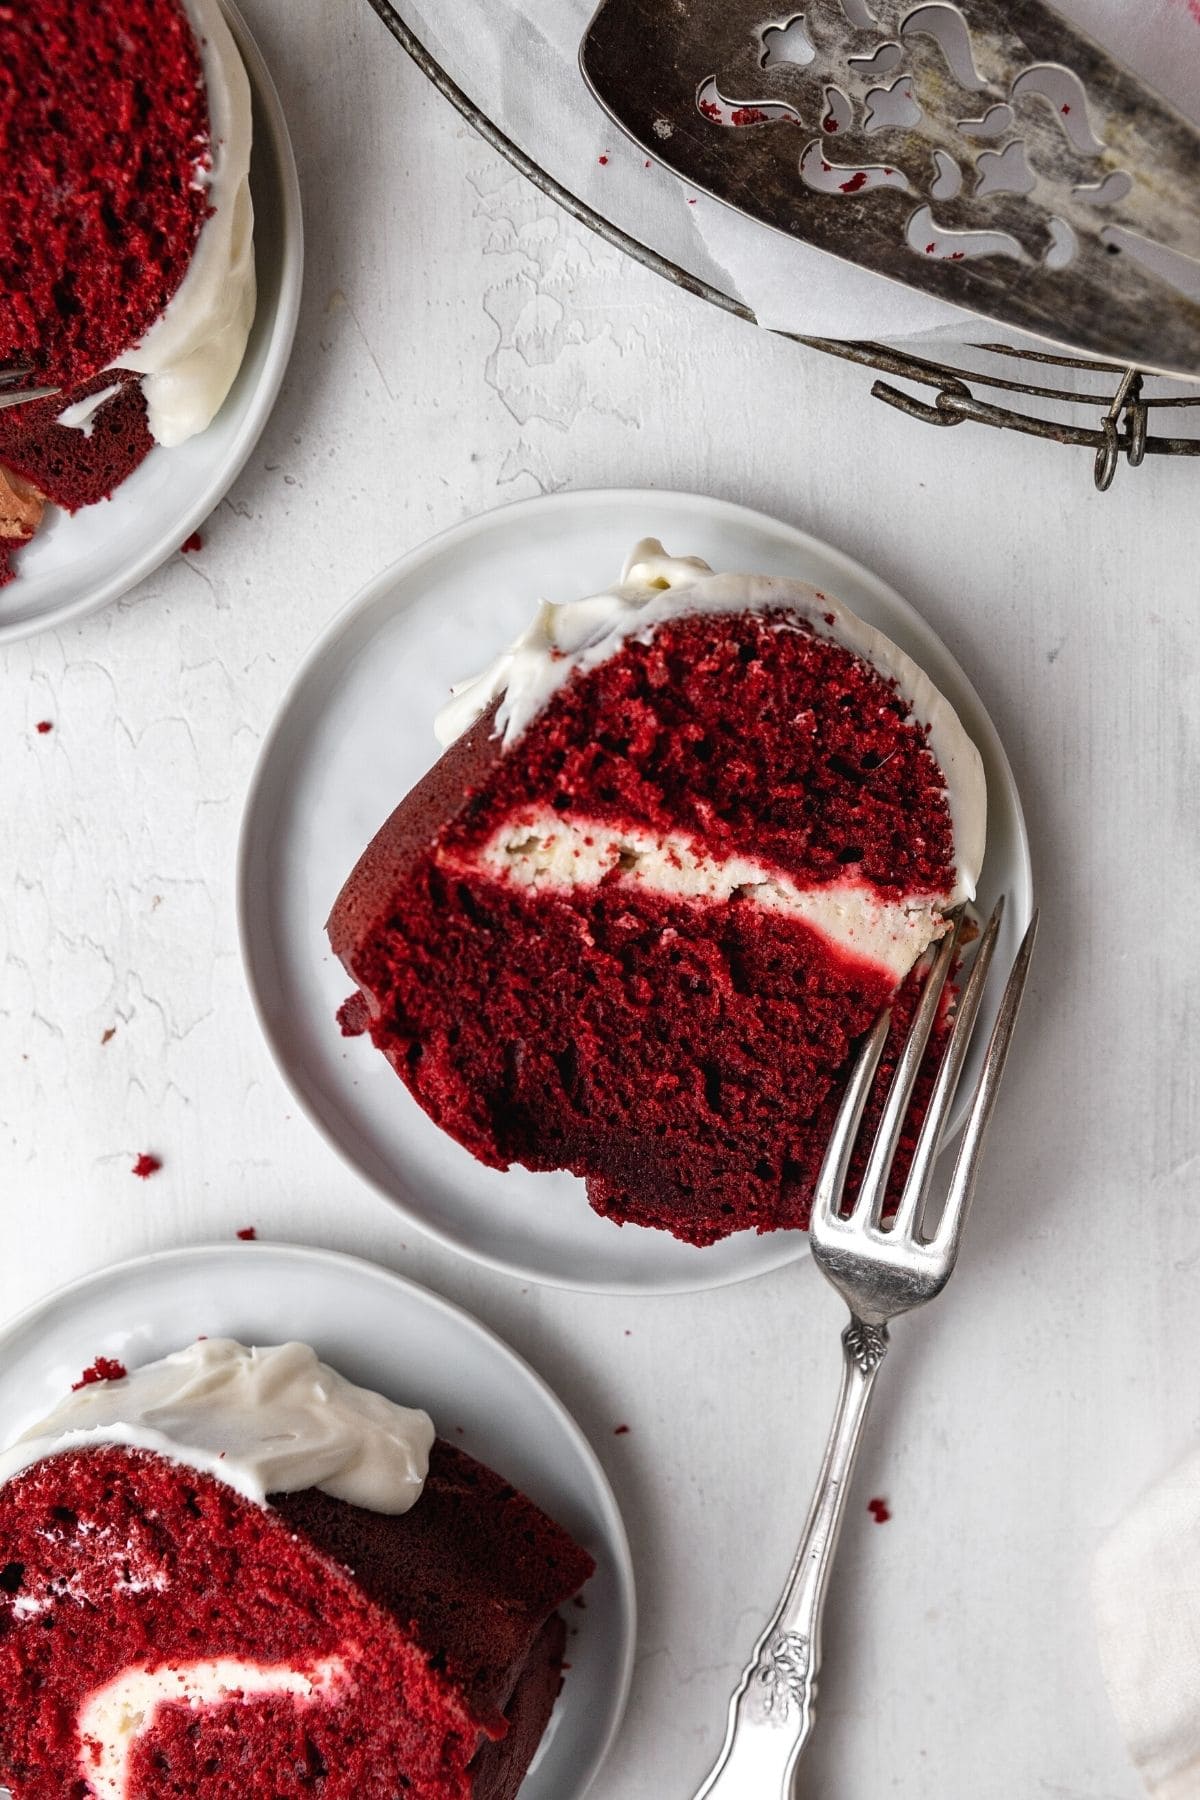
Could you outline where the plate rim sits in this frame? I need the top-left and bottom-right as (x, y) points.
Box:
(0, 1237), (638, 1800)
(0, 0), (305, 646)
(236, 485), (1035, 1294)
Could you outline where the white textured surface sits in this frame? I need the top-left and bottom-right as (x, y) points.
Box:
(1, 2), (1198, 1795)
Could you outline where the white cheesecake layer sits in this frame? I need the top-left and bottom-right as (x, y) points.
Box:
(78, 1655), (346, 1799)
(462, 810), (950, 982)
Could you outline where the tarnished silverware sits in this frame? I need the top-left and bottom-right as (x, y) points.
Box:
(581, 0), (1200, 376)
(0, 364), (58, 412)
(691, 898), (1037, 1800)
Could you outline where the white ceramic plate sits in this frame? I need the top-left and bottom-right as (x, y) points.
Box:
(0, 1242), (634, 1800)
(0, 1), (303, 643)
(238, 489), (1033, 1294)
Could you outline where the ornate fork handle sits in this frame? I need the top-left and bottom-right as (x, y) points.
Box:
(694, 1317), (889, 1800)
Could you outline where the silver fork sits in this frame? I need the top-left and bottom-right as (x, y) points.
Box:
(691, 895), (1037, 1800)
(0, 363), (58, 412)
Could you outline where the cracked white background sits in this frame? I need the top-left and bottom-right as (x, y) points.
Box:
(3, 4), (1200, 1796)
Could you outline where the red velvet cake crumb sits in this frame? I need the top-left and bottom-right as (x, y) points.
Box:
(0, 376), (153, 515)
(613, 1424), (630, 1436)
(34, 721), (52, 734)
(0, 2), (211, 391)
(0, 1441), (593, 1800)
(0, 0), (217, 585)
(180, 530), (204, 553)
(236, 1226), (257, 1241)
(72, 1357), (128, 1391)
(131, 1152), (161, 1180)
(867, 1496), (891, 1524)
(329, 606), (965, 1247)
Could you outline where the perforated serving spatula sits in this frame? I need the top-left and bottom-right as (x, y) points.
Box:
(579, 0), (1200, 376)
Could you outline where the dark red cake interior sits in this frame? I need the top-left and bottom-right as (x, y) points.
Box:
(0, 377), (153, 517)
(0, 0), (213, 585)
(330, 609), (959, 1245)
(0, 0), (211, 390)
(0, 1440), (593, 1800)
(0, 376), (154, 588)
(436, 610), (954, 896)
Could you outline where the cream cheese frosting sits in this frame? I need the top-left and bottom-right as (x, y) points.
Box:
(0, 1340), (434, 1515)
(114, 0), (256, 447)
(462, 811), (947, 981)
(80, 1656), (348, 1800)
(55, 383), (125, 438)
(436, 539), (987, 908)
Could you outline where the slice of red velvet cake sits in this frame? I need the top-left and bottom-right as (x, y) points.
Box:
(0, 0), (256, 584)
(0, 1341), (593, 1800)
(329, 540), (987, 1248)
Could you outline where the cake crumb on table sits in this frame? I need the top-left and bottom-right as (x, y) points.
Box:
(867, 1496), (891, 1524)
(101, 1027), (116, 1044)
(614, 1424), (630, 1436)
(34, 720), (52, 734)
(236, 1226), (257, 1241)
(131, 1152), (161, 1179)
(179, 530), (203, 553)
(72, 1357), (127, 1391)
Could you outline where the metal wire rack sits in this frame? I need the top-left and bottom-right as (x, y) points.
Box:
(367, 0), (1200, 492)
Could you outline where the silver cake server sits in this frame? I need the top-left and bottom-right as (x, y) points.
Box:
(580, 0), (1200, 376)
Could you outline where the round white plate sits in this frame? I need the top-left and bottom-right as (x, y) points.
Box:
(238, 488), (1033, 1294)
(0, 1), (303, 643)
(0, 1242), (634, 1800)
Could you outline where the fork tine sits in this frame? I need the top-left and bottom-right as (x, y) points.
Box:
(859, 908), (966, 1228)
(931, 910), (1039, 1263)
(891, 894), (1005, 1240)
(811, 1006), (892, 1228)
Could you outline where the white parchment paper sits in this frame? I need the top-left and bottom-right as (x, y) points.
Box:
(394, 0), (1200, 342)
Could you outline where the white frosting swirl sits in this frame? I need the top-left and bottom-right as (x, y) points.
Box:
(55, 383), (125, 438)
(436, 540), (987, 905)
(114, 0), (256, 447)
(0, 1340), (434, 1515)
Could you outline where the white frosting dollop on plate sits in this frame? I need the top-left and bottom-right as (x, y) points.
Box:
(114, 0), (256, 447)
(0, 1339), (434, 1515)
(436, 539), (987, 907)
